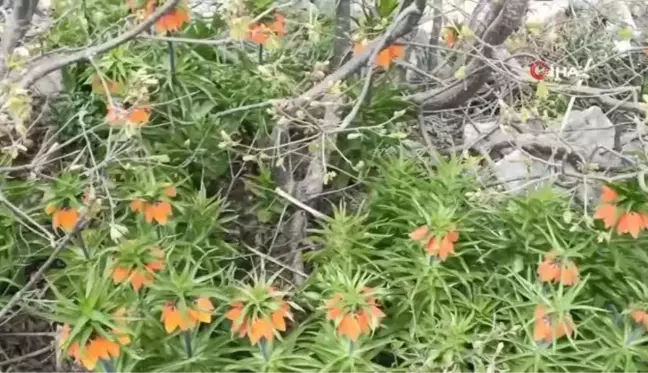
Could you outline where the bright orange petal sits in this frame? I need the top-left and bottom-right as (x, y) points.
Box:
(112, 266), (131, 284)
(357, 311), (371, 335)
(600, 185), (619, 203)
(409, 225), (430, 242)
(127, 107), (150, 127)
(271, 13), (286, 36)
(129, 269), (153, 292)
(271, 310), (287, 331)
(338, 314), (361, 342)
(617, 212), (643, 239)
(438, 234), (455, 261)
(376, 48), (392, 69)
(388, 44), (405, 60)
(560, 261), (579, 286)
(130, 199), (146, 213)
(425, 236), (439, 256)
(537, 259), (559, 283)
(594, 203), (618, 229)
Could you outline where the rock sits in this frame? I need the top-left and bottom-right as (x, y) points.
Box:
(560, 106), (618, 166)
(493, 149), (550, 194)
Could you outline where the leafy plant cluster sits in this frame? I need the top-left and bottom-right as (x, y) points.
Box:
(1, 0), (648, 372)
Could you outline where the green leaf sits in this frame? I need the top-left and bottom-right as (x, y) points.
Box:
(377, 0), (399, 18)
(536, 80), (549, 101)
(454, 66), (467, 80)
(619, 26), (633, 41)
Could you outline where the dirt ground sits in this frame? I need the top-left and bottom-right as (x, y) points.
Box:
(0, 312), (83, 372)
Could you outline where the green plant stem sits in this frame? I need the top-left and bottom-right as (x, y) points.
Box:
(348, 338), (355, 355)
(75, 232), (90, 260)
(101, 359), (115, 373)
(167, 34), (176, 80)
(183, 330), (193, 358)
(259, 338), (269, 362)
(258, 44), (263, 64)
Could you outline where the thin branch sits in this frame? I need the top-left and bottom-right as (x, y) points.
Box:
(0, 218), (87, 323)
(16, 0), (182, 89)
(274, 187), (329, 220)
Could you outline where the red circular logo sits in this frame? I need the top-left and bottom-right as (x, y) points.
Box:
(529, 60), (549, 80)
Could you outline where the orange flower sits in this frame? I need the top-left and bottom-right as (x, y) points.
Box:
(408, 225), (430, 242)
(248, 23), (271, 45)
(537, 250), (579, 286)
(616, 211), (645, 239)
(249, 317), (275, 345)
(144, 201), (173, 225)
(424, 231), (459, 261)
(51, 207), (80, 232)
(533, 305), (575, 344)
(225, 290), (293, 345)
(600, 185), (619, 203)
(326, 288), (385, 342)
(161, 302), (196, 333)
(225, 301), (248, 337)
(188, 297), (214, 324)
(594, 203), (619, 229)
(247, 13), (287, 45)
(130, 199), (146, 213)
(144, 0), (190, 33)
(631, 308), (648, 330)
(58, 325), (122, 371)
(271, 13), (286, 36)
(112, 247), (164, 292)
(127, 106), (151, 127)
(353, 41), (404, 69)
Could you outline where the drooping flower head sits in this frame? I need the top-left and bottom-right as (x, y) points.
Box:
(130, 184), (177, 225)
(630, 305), (648, 331)
(111, 240), (166, 292)
(246, 13), (287, 46)
(593, 184), (648, 238)
(57, 316), (131, 372)
(225, 285), (296, 345)
(325, 286), (386, 342)
(353, 38), (405, 70)
(161, 296), (214, 333)
(46, 203), (81, 233)
(533, 304), (575, 344)
(410, 224), (459, 262)
(537, 250), (579, 286)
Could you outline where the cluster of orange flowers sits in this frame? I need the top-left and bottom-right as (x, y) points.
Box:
(59, 309), (131, 370)
(161, 297), (215, 333)
(353, 40), (404, 70)
(594, 185), (648, 239)
(112, 247), (165, 292)
(128, 0), (191, 34)
(247, 14), (286, 45)
(46, 204), (80, 233)
(326, 287), (385, 342)
(533, 304), (575, 344)
(131, 186), (176, 225)
(537, 250), (579, 286)
(409, 224), (459, 262)
(225, 288), (293, 345)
